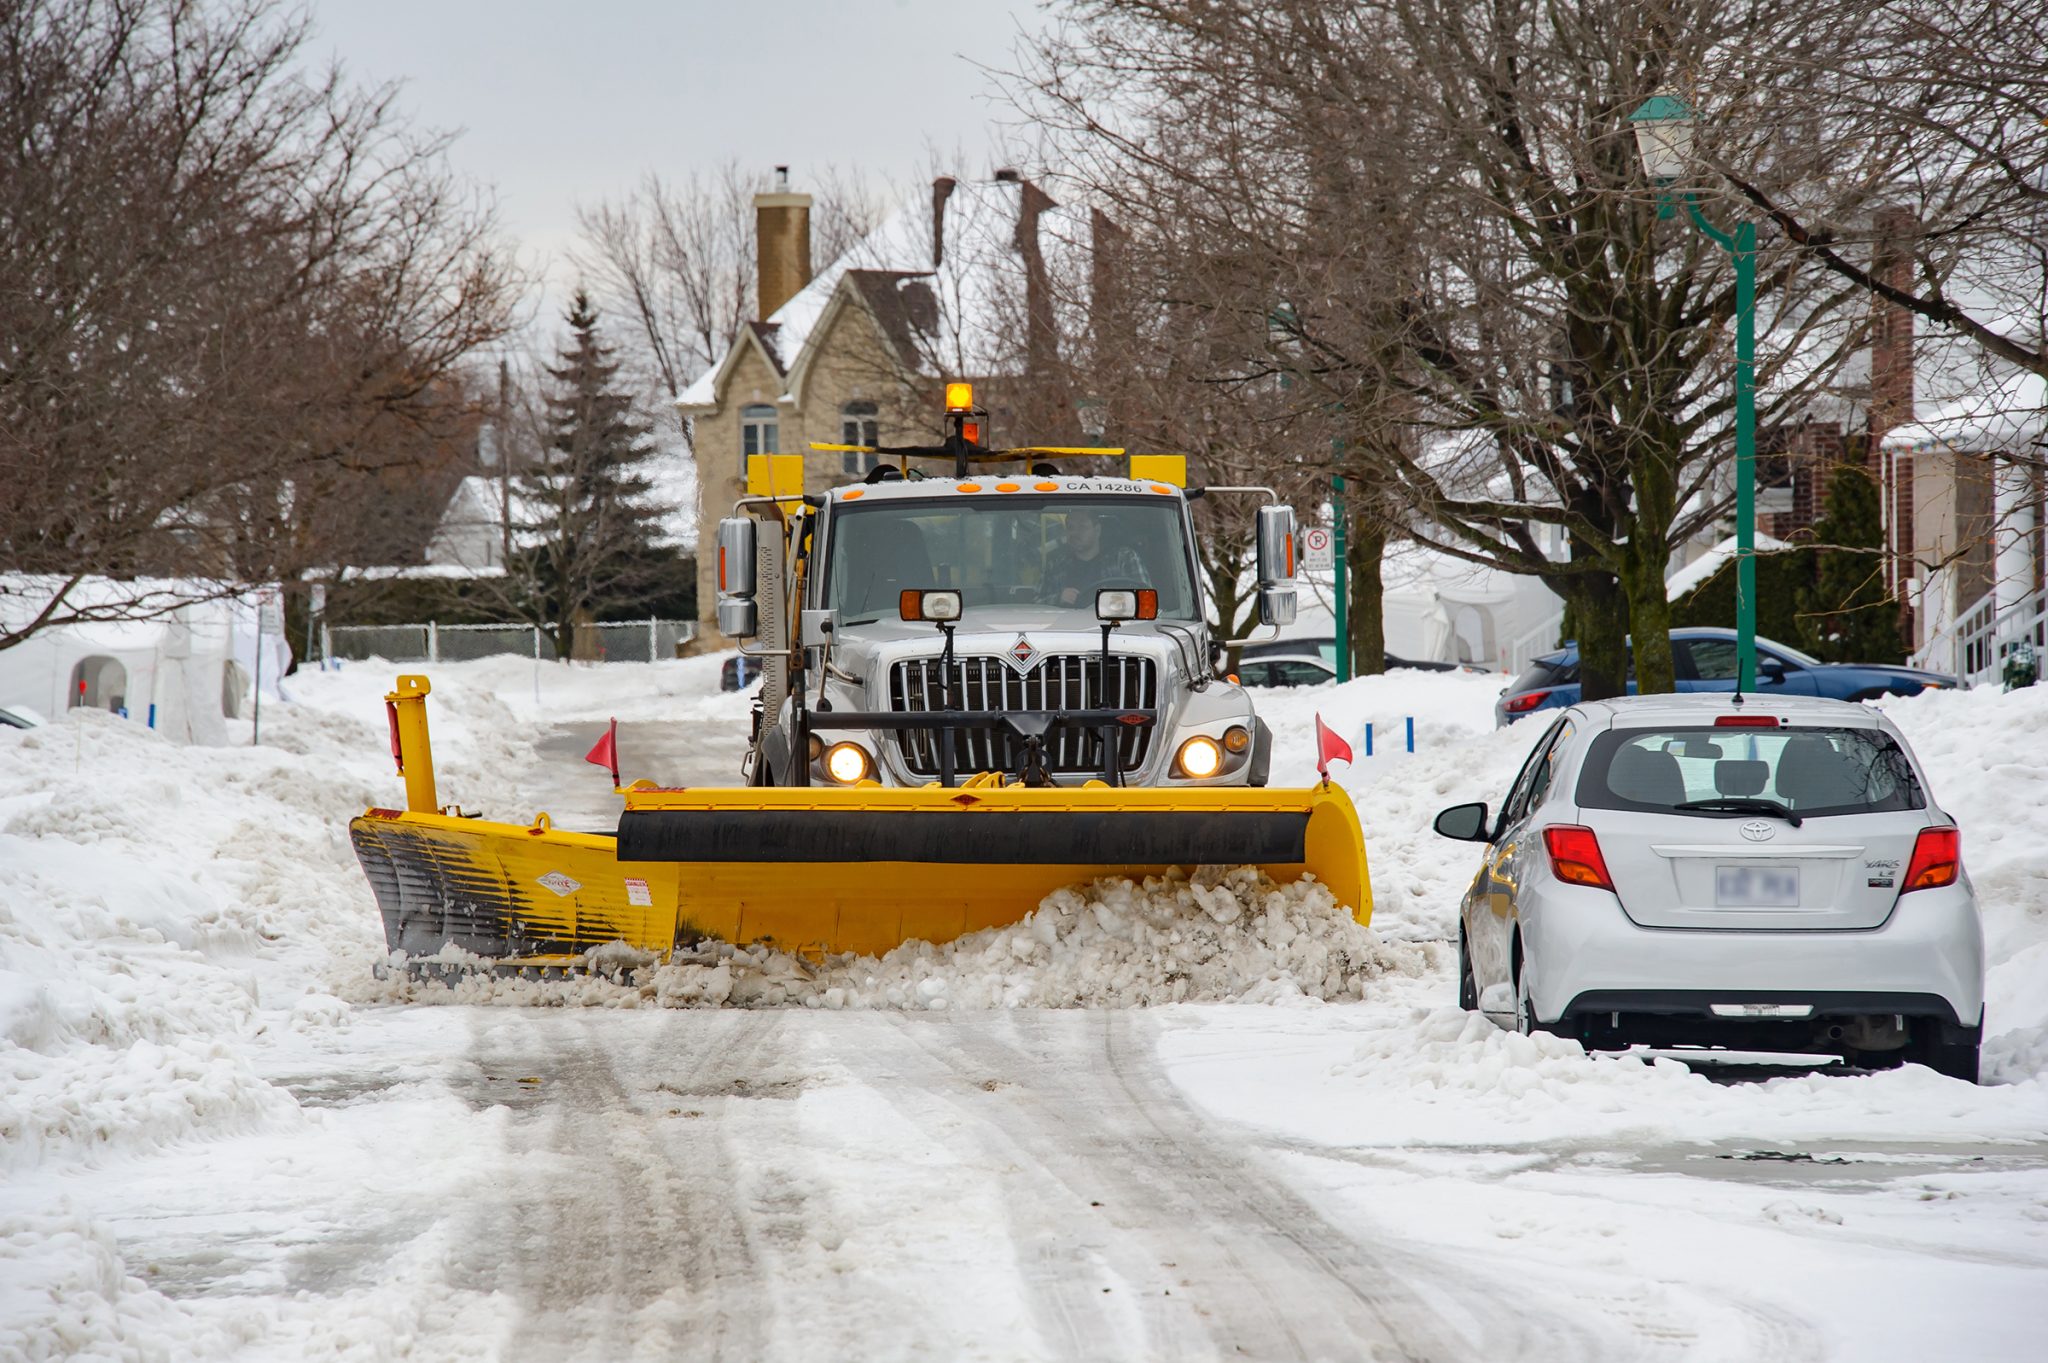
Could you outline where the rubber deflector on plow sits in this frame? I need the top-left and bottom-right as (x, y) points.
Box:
(349, 675), (1374, 968)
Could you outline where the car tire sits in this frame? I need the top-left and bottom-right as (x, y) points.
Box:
(1907, 1019), (1983, 1084)
(1512, 960), (1549, 1036)
(1458, 924), (1478, 1012)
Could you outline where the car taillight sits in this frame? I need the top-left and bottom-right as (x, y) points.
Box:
(1544, 825), (1613, 891)
(1715, 715), (1780, 728)
(1505, 689), (1551, 714)
(1902, 826), (1960, 892)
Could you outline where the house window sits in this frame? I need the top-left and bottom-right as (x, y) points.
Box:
(841, 401), (879, 475)
(740, 404), (778, 469)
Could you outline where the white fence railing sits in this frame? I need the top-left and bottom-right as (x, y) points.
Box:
(1912, 586), (2046, 687)
(1501, 611), (1567, 676)
(323, 618), (696, 665)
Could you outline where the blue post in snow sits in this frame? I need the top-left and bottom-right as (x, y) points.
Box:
(147, 704), (156, 729)
(1406, 716), (1415, 753)
(1364, 723), (1373, 757)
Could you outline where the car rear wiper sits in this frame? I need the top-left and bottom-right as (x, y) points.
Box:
(1672, 797), (1803, 828)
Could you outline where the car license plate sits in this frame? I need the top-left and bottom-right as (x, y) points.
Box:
(1716, 865), (1800, 907)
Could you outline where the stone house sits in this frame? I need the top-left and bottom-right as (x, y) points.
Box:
(675, 170), (1112, 647)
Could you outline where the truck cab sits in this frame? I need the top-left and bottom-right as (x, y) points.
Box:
(714, 406), (1298, 790)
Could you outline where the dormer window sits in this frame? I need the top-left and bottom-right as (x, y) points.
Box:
(740, 404), (778, 469)
(841, 401), (879, 475)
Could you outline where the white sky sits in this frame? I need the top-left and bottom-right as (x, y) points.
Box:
(306, 0), (1052, 330)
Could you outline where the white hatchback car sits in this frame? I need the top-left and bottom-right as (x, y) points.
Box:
(1434, 694), (1985, 1080)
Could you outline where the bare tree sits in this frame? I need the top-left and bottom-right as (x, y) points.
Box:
(0, 0), (519, 650)
(574, 162), (887, 401)
(1703, 1), (2048, 382)
(1015, 0), (1883, 696)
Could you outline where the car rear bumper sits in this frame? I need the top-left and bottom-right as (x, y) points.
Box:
(1524, 882), (1985, 1028)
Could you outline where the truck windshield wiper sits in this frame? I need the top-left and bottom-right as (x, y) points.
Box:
(1672, 797), (1803, 828)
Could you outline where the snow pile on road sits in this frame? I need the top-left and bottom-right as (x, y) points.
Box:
(371, 867), (1436, 1012)
(1167, 1001), (2048, 1152)
(1253, 670), (1528, 941)
(1327, 1005), (2048, 1145)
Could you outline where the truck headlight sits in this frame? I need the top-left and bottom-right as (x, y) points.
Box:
(1175, 735), (1224, 779)
(824, 742), (872, 784)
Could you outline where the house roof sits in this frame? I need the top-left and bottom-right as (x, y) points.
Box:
(676, 176), (1095, 413)
(1881, 368), (2047, 454)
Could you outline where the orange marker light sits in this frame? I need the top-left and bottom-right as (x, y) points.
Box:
(996, 482), (1020, 493)
(957, 482), (982, 493)
(842, 488), (864, 500)
(1150, 484), (1172, 495)
(945, 381), (974, 411)
(1035, 481), (1058, 491)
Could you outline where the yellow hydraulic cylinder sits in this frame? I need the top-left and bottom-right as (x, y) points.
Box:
(385, 674), (438, 813)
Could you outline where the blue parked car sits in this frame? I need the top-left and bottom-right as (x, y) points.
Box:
(1497, 627), (1956, 725)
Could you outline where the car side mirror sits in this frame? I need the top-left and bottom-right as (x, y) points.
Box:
(1257, 585), (1297, 628)
(1433, 801), (1491, 842)
(1759, 657), (1787, 681)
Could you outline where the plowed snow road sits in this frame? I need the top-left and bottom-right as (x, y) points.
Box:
(433, 1008), (1536, 1362)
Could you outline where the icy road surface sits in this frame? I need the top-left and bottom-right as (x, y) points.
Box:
(6, 654), (2048, 1360)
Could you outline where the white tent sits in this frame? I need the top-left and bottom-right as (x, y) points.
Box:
(1283, 541), (1564, 669)
(0, 580), (291, 744)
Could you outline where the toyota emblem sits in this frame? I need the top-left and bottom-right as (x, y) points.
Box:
(1739, 820), (1776, 842)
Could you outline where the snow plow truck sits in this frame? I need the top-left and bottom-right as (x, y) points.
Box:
(349, 385), (1373, 969)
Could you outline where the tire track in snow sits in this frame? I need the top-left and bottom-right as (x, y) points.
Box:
(885, 1009), (1476, 1361)
(446, 1008), (783, 1362)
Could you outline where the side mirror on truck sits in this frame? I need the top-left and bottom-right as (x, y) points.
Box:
(1255, 504), (1298, 627)
(716, 517), (758, 638)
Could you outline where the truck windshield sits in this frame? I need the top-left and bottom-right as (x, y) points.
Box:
(825, 495), (1200, 622)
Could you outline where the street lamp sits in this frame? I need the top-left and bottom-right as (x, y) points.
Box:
(1628, 89), (1760, 691)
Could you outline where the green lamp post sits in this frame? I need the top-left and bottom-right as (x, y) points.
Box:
(1629, 89), (1759, 690)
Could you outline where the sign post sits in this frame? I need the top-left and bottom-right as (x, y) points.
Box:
(253, 588), (284, 746)
(1331, 477), (1349, 684)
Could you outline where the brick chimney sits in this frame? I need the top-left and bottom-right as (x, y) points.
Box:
(754, 166), (812, 320)
(1869, 207), (1917, 443)
(1010, 176), (1059, 378)
(931, 176), (957, 267)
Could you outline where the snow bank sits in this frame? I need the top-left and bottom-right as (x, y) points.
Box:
(1876, 683), (2048, 1083)
(365, 868), (1438, 1013)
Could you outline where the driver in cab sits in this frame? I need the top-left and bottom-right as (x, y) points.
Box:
(1040, 507), (1149, 607)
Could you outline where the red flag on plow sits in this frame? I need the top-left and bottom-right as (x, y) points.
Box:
(1314, 713), (1352, 783)
(585, 717), (620, 787)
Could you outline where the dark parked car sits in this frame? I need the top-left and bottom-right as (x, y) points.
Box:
(1238, 636), (1486, 675)
(1497, 627), (1956, 725)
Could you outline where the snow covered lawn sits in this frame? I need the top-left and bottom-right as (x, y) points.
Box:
(3, 653), (2045, 1359)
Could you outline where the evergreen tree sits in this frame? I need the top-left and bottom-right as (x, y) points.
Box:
(514, 291), (676, 657)
(1668, 544), (1813, 645)
(1797, 462), (1904, 663)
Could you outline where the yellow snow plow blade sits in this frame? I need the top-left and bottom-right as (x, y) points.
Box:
(349, 677), (1372, 965)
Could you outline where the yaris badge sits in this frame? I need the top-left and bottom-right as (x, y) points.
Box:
(1008, 635), (1040, 671)
(1739, 820), (1776, 842)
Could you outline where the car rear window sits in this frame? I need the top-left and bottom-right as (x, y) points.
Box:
(1576, 725), (1925, 819)
(1511, 656), (1577, 691)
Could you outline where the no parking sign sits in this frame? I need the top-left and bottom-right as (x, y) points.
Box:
(1302, 525), (1335, 572)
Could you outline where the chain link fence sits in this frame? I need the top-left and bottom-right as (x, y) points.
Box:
(323, 619), (697, 665)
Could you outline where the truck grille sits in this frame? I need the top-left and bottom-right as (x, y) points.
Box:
(888, 654), (1160, 777)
